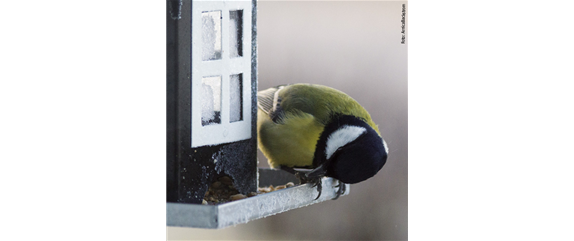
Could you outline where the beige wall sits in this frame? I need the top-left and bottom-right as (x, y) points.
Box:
(169, 1), (407, 240)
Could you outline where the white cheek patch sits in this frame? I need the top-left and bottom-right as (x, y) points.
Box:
(325, 125), (367, 160)
(382, 138), (389, 155)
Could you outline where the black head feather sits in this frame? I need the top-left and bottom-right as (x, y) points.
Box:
(313, 115), (387, 184)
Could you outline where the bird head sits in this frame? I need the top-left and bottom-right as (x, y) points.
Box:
(312, 115), (388, 184)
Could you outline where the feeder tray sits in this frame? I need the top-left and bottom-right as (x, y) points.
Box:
(167, 168), (350, 229)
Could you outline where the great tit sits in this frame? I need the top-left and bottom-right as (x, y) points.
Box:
(257, 83), (388, 199)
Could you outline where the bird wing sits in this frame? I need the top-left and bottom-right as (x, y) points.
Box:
(258, 84), (379, 132)
(277, 84), (380, 133)
(258, 84), (330, 125)
(257, 85), (286, 123)
(275, 84), (353, 125)
(257, 86), (278, 115)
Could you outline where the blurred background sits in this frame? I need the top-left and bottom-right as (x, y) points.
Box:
(169, 1), (407, 240)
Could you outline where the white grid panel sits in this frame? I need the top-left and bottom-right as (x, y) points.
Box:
(191, 1), (253, 147)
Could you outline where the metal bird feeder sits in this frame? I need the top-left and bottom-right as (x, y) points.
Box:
(166, 0), (349, 229)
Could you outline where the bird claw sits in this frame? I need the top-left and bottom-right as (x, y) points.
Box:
(312, 178), (322, 200)
(332, 180), (346, 200)
(296, 172), (321, 200)
(294, 171), (308, 184)
(288, 167), (340, 200)
(299, 173), (346, 200)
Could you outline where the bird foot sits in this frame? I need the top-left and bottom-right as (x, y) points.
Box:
(332, 180), (346, 200)
(311, 177), (323, 200)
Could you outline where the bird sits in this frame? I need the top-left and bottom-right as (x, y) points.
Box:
(257, 83), (388, 199)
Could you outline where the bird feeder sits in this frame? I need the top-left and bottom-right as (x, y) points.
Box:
(167, 0), (258, 205)
(167, 0), (349, 229)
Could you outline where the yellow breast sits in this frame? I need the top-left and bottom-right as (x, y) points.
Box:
(257, 109), (323, 168)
